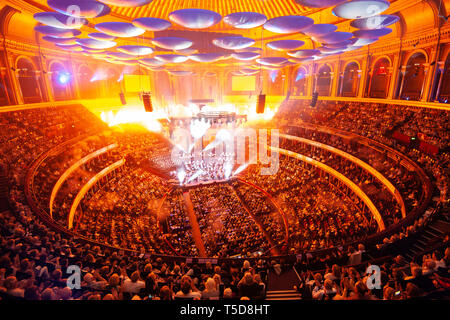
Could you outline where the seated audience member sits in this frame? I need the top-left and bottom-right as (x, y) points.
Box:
(122, 271), (145, 295)
(175, 276), (201, 300)
(237, 272), (260, 299)
(201, 278), (219, 300)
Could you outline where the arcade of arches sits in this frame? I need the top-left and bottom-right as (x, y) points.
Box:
(0, 1), (450, 107)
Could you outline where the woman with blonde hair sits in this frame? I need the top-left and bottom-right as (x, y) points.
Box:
(201, 277), (219, 300)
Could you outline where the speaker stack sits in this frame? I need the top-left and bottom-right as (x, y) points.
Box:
(256, 94), (266, 114)
(119, 92), (126, 105)
(142, 92), (153, 112)
(310, 92), (319, 107)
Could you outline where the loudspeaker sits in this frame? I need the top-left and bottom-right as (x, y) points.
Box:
(142, 93), (153, 112)
(256, 94), (266, 114)
(310, 92), (319, 107)
(119, 92), (126, 105)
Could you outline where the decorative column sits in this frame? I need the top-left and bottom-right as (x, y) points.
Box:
(35, 69), (48, 103)
(420, 63), (430, 101)
(329, 71), (335, 97)
(385, 67), (393, 99)
(0, 65), (14, 105)
(338, 71), (344, 97)
(356, 69), (362, 97)
(366, 70), (373, 98)
(434, 61), (446, 102)
(397, 65), (407, 99)
(306, 66), (313, 97)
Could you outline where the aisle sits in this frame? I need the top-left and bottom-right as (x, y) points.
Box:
(230, 185), (280, 256)
(182, 191), (207, 257)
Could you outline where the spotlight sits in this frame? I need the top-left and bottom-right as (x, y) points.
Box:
(57, 72), (71, 85)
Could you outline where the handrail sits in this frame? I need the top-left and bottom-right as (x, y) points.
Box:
(49, 144), (117, 218)
(67, 159), (125, 230)
(288, 96), (450, 111)
(271, 146), (386, 231)
(277, 132), (407, 218)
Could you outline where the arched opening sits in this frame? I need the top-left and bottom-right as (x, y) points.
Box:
(293, 67), (307, 96)
(316, 65), (332, 96)
(17, 58), (42, 103)
(78, 65), (97, 99)
(437, 54), (450, 103)
(341, 62), (360, 97)
(49, 62), (72, 101)
(0, 72), (10, 106)
(369, 58), (391, 98)
(400, 52), (427, 101)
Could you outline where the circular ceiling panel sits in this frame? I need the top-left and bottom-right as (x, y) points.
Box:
(352, 37), (379, 46)
(231, 52), (261, 61)
(76, 38), (116, 49)
(107, 52), (136, 60)
(323, 39), (357, 48)
(264, 16), (314, 34)
(287, 49), (321, 58)
(344, 45), (364, 52)
(151, 37), (193, 50)
(223, 12), (267, 29)
(175, 48), (198, 55)
(88, 33), (116, 41)
(302, 24), (338, 37)
(169, 9), (221, 29)
(139, 58), (165, 67)
(213, 36), (255, 50)
(189, 53), (224, 63)
(240, 68), (259, 75)
(42, 36), (78, 45)
(289, 57), (314, 63)
(35, 25), (81, 37)
(319, 46), (347, 53)
(34, 12), (87, 29)
(256, 57), (288, 66)
(97, 0), (152, 7)
(80, 46), (105, 53)
(353, 28), (392, 38)
(350, 14), (399, 30)
(332, 0), (390, 19)
(313, 31), (353, 44)
(117, 45), (154, 56)
(295, 0), (346, 8)
(55, 43), (83, 51)
(95, 22), (145, 37)
(48, 0), (110, 18)
(267, 39), (305, 51)
(235, 47), (262, 53)
(155, 54), (189, 63)
(132, 17), (172, 31)
(168, 70), (193, 76)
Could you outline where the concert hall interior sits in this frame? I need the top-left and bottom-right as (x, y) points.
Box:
(0, 0), (449, 303)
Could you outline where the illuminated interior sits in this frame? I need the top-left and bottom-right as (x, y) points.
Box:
(0, 0), (449, 303)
